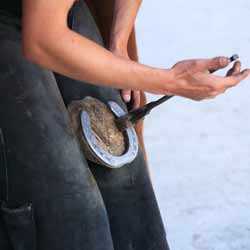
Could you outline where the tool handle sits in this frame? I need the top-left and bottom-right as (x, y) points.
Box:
(116, 95), (174, 131)
(144, 95), (173, 111)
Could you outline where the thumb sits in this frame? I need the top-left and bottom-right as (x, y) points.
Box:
(199, 56), (230, 72)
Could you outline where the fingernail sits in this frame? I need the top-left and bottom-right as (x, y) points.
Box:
(123, 94), (131, 102)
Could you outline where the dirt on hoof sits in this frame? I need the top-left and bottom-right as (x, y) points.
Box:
(68, 97), (126, 163)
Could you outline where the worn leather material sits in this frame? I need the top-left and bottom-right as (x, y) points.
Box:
(0, 1), (169, 250)
(1, 202), (37, 250)
(0, 1), (22, 18)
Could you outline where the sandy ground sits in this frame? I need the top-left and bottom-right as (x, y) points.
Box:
(136, 1), (250, 249)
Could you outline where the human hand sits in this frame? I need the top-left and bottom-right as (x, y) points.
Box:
(168, 56), (250, 101)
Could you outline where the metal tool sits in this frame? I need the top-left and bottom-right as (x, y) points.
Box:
(116, 54), (239, 131)
(116, 95), (173, 131)
(230, 54), (239, 62)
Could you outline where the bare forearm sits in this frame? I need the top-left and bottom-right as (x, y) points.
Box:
(110, 0), (142, 50)
(24, 24), (169, 94)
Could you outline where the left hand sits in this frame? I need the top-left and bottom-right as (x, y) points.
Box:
(109, 46), (141, 109)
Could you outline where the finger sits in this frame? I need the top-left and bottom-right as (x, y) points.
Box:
(122, 89), (131, 103)
(132, 91), (141, 109)
(226, 61), (241, 76)
(226, 69), (250, 87)
(199, 56), (230, 72)
(205, 68), (249, 90)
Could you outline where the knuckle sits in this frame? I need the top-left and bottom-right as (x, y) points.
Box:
(190, 60), (198, 68)
(214, 57), (221, 65)
(211, 57), (221, 67)
(193, 60), (199, 67)
(216, 57), (227, 66)
(219, 57), (226, 66)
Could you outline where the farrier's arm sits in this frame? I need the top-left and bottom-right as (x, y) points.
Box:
(22, 0), (250, 101)
(109, 0), (142, 107)
(109, 0), (142, 52)
(22, 0), (167, 94)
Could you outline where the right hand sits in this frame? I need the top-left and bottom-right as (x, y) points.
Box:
(168, 57), (250, 101)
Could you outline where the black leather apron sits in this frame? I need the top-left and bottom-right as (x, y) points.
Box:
(0, 1), (169, 250)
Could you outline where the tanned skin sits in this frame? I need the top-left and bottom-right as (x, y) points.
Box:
(22, 0), (250, 102)
(109, 0), (143, 108)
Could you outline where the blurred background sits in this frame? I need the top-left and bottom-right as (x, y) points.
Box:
(136, 0), (250, 249)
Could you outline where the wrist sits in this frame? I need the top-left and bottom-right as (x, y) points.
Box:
(109, 43), (129, 60)
(153, 68), (176, 95)
(109, 36), (128, 53)
(134, 66), (175, 95)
